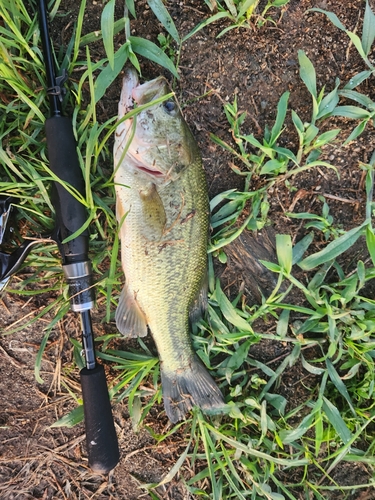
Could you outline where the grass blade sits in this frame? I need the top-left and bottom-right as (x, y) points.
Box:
(101, 0), (115, 69)
(94, 44), (128, 103)
(51, 406), (84, 428)
(344, 70), (372, 89)
(147, 0), (181, 43)
(316, 81), (340, 119)
(125, 0), (136, 18)
(34, 331), (50, 384)
(80, 18), (125, 47)
(182, 12), (229, 42)
(309, 8), (347, 31)
(299, 222), (367, 270)
(339, 89), (375, 108)
(270, 91), (289, 145)
(129, 36), (179, 78)
(214, 280), (253, 333)
(205, 422), (309, 467)
(198, 415), (221, 498)
(292, 232), (314, 264)
(237, 0), (259, 20)
(366, 226), (375, 266)
(276, 234), (292, 274)
(330, 105), (371, 119)
(280, 411), (315, 444)
(326, 358), (356, 415)
(322, 397), (353, 445)
(298, 50), (317, 99)
(276, 309), (290, 338)
(346, 30), (369, 62)
(343, 120), (368, 145)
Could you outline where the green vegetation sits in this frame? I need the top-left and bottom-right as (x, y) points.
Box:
(1, 0), (375, 498)
(199, 0), (290, 35)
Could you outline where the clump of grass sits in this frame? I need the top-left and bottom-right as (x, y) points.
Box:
(195, 0), (290, 38)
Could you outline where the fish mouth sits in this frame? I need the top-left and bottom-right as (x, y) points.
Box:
(119, 68), (168, 113)
(137, 166), (164, 177)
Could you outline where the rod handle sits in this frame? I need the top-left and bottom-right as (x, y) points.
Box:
(45, 115), (88, 260)
(80, 365), (120, 473)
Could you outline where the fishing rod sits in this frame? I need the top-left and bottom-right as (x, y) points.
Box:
(36, 0), (119, 473)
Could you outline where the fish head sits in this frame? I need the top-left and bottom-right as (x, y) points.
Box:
(114, 69), (196, 187)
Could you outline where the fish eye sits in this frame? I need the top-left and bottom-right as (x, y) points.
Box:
(163, 100), (176, 114)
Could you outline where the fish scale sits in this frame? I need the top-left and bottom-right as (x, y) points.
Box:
(114, 69), (225, 422)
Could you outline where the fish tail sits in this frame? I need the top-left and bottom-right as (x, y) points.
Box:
(160, 356), (225, 423)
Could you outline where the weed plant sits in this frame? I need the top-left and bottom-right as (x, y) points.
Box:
(1, 0), (375, 499)
(197, 0), (290, 36)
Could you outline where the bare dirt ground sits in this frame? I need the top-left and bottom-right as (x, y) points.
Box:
(1, 0), (375, 498)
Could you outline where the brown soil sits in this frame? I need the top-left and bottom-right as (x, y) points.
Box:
(1, 0), (375, 499)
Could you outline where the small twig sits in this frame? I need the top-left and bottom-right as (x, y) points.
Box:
(52, 435), (86, 453)
(4, 308), (41, 330)
(0, 344), (23, 367)
(316, 166), (329, 181)
(183, 4), (206, 15)
(287, 188), (310, 212)
(47, 465), (68, 500)
(123, 444), (157, 463)
(0, 298), (10, 314)
(318, 192), (361, 208)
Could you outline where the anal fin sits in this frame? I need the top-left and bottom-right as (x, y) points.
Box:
(115, 285), (148, 338)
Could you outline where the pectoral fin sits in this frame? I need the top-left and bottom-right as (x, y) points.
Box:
(139, 183), (166, 240)
(115, 285), (148, 337)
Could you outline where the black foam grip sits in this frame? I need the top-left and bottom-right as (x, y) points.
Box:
(45, 115), (88, 260)
(80, 364), (120, 473)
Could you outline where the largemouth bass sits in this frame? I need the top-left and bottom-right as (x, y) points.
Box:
(113, 69), (225, 423)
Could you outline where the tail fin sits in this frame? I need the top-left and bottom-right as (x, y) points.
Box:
(160, 356), (225, 423)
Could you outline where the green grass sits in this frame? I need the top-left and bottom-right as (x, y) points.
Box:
(1, 0), (375, 499)
(196, 0), (291, 37)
